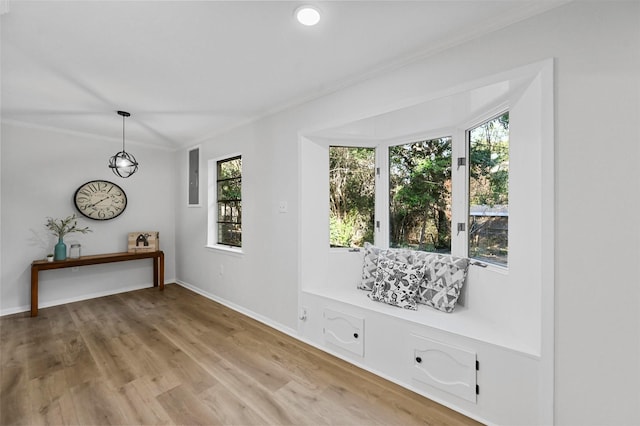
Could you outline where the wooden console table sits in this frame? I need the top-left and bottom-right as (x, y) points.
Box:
(30, 251), (164, 317)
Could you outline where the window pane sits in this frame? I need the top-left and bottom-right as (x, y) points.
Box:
(389, 138), (452, 253)
(217, 178), (241, 201)
(329, 146), (375, 248)
(468, 112), (509, 265)
(217, 157), (241, 179)
(217, 201), (241, 224)
(216, 156), (242, 247)
(218, 223), (242, 246)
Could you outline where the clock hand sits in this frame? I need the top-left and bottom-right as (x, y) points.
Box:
(93, 197), (110, 206)
(86, 197), (109, 209)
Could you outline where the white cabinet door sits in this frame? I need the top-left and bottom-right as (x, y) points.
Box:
(410, 334), (477, 403)
(323, 308), (364, 357)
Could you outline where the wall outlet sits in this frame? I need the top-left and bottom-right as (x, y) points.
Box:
(278, 201), (288, 213)
(299, 307), (308, 321)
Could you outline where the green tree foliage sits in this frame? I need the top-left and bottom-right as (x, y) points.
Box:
(468, 112), (509, 264)
(329, 147), (375, 247)
(389, 138), (452, 252)
(217, 157), (242, 201)
(469, 113), (509, 207)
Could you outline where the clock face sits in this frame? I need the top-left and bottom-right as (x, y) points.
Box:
(74, 180), (127, 220)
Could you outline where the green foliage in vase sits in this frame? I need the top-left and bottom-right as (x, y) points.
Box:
(45, 214), (92, 239)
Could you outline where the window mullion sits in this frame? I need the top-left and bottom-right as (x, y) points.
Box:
(451, 128), (468, 258)
(375, 144), (390, 248)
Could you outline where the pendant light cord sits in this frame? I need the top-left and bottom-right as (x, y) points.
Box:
(117, 110), (130, 152)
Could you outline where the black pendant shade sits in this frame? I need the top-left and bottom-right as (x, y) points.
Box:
(108, 110), (139, 178)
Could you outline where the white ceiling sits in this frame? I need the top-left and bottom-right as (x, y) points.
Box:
(1, 1), (567, 150)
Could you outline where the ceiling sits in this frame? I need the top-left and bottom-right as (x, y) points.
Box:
(1, 1), (567, 150)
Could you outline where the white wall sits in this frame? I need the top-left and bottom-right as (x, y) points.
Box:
(175, 118), (300, 330)
(175, 2), (639, 424)
(0, 122), (176, 314)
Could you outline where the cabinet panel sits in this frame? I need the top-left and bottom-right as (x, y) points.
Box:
(410, 334), (477, 403)
(323, 308), (364, 357)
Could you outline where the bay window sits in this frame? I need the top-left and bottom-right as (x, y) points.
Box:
(328, 113), (509, 267)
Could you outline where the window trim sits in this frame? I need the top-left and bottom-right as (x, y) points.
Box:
(207, 152), (243, 252)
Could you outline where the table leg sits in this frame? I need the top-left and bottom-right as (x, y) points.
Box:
(31, 267), (38, 317)
(153, 255), (159, 287)
(159, 251), (165, 291)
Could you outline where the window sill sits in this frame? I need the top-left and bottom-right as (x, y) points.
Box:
(470, 259), (509, 275)
(205, 244), (243, 256)
(329, 247), (362, 253)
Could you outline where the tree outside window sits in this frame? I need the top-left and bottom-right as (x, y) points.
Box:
(468, 112), (509, 265)
(216, 156), (242, 247)
(389, 137), (452, 253)
(329, 147), (375, 248)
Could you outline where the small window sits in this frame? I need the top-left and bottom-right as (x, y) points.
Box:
(389, 137), (452, 253)
(468, 112), (509, 265)
(216, 156), (242, 247)
(329, 146), (375, 248)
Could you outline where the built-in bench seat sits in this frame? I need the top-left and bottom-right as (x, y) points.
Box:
(302, 286), (538, 356)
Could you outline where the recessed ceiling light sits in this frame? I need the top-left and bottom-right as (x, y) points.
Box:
(295, 5), (321, 26)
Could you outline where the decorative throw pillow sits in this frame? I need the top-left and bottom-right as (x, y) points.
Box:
(404, 249), (434, 267)
(368, 258), (424, 310)
(386, 247), (413, 265)
(416, 255), (469, 313)
(387, 247), (435, 269)
(359, 242), (383, 291)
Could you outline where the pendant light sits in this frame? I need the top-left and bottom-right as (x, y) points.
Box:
(108, 110), (139, 178)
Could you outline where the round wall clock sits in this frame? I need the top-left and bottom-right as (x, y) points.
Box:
(74, 180), (127, 220)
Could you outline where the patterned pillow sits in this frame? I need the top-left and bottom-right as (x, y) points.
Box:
(358, 242), (383, 291)
(387, 247), (433, 267)
(416, 255), (469, 313)
(368, 257), (424, 310)
(386, 247), (413, 264)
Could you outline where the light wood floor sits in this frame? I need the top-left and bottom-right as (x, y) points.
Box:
(0, 284), (480, 425)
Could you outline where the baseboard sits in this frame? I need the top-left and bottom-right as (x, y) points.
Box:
(175, 280), (297, 339)
(0, 279), (177, 317)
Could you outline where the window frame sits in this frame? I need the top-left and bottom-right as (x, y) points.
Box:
(378, 130), (456, 252)
(387, 135), (454, 254)
(207, 153), (243, 253)
(326, 140), (378, 252)
(466, 111), (510, 267)
(328, 145), (377, 249)
(328, 111), (509, 271)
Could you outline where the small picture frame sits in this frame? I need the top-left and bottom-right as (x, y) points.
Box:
(128, 232), (160, 253)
